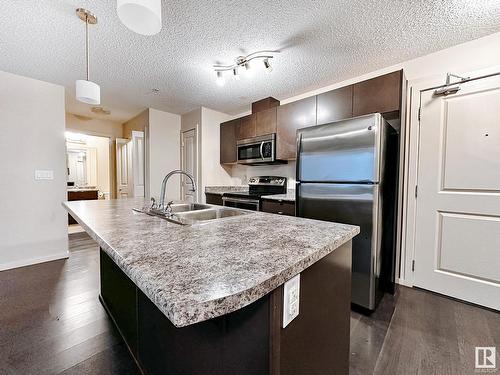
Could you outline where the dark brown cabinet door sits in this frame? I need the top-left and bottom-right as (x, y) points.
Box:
(353, 70), (402, 117)
(277, 96), (316, 160)
(220, 119), (239, 164)
(236, 114), (256, 140)
(255, 107), (277, 136)
(261, 199), (295, 216)
(205, 193), (223, 206)
(316, 85), (353, 125)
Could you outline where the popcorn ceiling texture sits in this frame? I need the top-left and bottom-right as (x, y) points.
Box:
(63, 198), (358, 327)
(1, 0), (499, 121)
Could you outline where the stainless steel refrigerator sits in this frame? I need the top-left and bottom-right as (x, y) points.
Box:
(296, 113), (398, 311)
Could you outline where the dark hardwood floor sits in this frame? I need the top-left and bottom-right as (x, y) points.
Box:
(1, 232), (499, 374)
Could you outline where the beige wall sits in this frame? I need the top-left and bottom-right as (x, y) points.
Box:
(148, 108), (181, 201)
(123, 109), (149, 138)
(0, 71), (68, 270)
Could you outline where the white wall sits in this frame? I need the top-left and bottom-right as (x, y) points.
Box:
(148, 108), (181, 201)
(0, 71), (68, 270)
(226, 31), (500, 188)
(200, 107), (238, 200)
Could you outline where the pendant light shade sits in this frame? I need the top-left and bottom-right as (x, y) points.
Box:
(76, 79), (101, 105)
(117, 0), (162, 36)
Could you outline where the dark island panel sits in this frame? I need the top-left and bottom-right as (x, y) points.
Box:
(99, 241), (351, 375)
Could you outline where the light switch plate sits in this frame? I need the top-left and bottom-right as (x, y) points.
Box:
(34, 170), (54, 180)
(283, 273), (300, 328)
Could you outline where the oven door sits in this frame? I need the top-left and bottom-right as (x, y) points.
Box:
(237, 135), (275, 164)
(222, 197), (260, 211)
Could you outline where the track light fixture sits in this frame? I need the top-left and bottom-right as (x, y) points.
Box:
(213, 50), (278, 85)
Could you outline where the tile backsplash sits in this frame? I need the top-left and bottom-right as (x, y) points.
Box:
(229, 162), (296, 189)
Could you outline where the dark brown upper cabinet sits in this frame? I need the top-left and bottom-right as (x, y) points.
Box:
(220, 118), (239, 164)
(255, 107), (277, 136)
(252, 97), (280, 113)
(353, 70), (402, 117)
(277, 96), (317, 160)
(316, 85), (353, 125)
(236, 114), (256, 140)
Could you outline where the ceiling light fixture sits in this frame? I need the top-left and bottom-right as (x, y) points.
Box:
(91, 106), (111, 115)
(117, 0), (162, 36)
(75, 8), (100, 105)
(213, 50), (278, 85)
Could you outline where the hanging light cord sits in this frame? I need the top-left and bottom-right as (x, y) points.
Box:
(85, 14), (90, 81)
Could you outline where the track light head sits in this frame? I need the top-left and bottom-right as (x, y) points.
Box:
(232, 68), (240, 80)
(216, 71), (225, 86)
(264, 58), (273, 73)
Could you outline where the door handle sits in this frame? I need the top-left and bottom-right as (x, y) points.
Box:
(260, 142), (264, 159)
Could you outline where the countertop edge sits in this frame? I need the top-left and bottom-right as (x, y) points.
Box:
(63, 201), (358, 328)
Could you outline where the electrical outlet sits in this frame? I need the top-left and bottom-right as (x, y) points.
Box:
(283, 273), (300, 328)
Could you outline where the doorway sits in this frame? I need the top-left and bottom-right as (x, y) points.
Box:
(66, 131), (111, 233)
(116, 130), (145, 198)
(181, 128), (198, 202)
(412, 73), (500, 310)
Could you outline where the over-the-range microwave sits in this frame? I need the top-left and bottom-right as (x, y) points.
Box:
(237, 134), (285, 165)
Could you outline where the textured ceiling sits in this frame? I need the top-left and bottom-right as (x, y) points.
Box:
(1, 0), (500, 121)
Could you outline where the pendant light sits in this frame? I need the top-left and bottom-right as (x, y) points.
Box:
(117, 0), (162, 36)
(75, 8), (100, 105)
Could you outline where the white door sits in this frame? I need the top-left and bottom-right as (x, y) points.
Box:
(181, 129), (197, 202)
(131, 131), (145, 198)
(413, 74), (500, 310)
(116, 138), (131, 198)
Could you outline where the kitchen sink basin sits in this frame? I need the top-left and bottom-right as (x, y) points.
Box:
(135, 202), (252, 225)
(169, 203), (212, 213)
(175, 208), (249, 221)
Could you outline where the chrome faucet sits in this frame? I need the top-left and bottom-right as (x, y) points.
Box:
(158, 169), (196, 210)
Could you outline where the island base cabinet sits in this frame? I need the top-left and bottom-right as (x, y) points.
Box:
(99, 241), (352, 375)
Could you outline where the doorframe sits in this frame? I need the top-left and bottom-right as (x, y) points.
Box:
(65, 129), (114, 199)
(400, 65), (500, 287)
(180, 126), (200, 202)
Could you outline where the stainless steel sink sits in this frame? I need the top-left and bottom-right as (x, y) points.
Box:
(135, 202), (252, 225)
(169, 203), (212, 213)
(175, 208), (249, 221)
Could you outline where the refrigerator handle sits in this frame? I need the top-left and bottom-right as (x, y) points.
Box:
(296, 132), (302, 180)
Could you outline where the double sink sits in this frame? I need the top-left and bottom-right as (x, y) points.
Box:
(137, 202), (252, 225)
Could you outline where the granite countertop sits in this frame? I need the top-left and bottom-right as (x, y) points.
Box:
(205, 186), (249, 195)
(261, 190), (296, 202)
(63, 198), (358, 328)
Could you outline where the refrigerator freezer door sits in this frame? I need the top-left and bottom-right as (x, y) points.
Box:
(297, 114), (384, 183)
(296, 182), (381, 310)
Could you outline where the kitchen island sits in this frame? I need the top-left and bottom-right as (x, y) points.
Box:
(63, 198), (359, 375)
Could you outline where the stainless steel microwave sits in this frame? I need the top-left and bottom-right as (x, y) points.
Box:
(237, 134), (276, 164)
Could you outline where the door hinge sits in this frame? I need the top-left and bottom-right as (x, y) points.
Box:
(415, 185), (418, 198)
(412, 260), (415, 272)
(418, 107), (421, 121)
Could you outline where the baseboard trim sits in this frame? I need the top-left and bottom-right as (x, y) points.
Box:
(0, 251), (69, 271)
